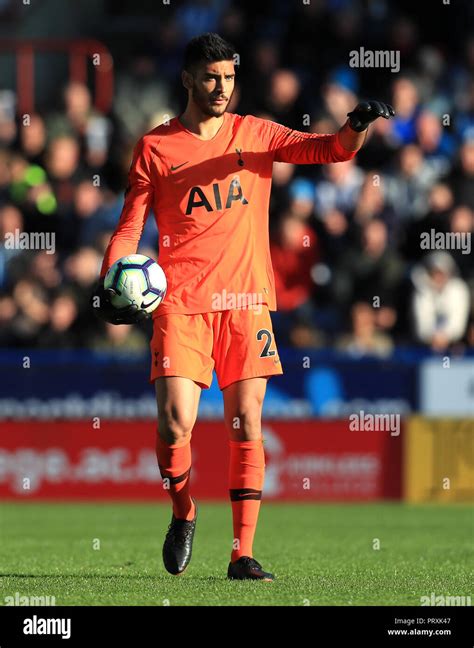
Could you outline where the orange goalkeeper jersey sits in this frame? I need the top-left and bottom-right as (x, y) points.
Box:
(101, 112), (357, 316)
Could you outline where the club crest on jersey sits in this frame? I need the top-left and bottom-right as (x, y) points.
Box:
(235, 148), (244, 166)
(185, 177), (248, 214)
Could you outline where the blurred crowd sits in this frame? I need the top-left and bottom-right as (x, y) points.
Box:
(0, 0), (473, 356)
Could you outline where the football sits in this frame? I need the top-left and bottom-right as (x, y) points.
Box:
(104, 254), (167, 314)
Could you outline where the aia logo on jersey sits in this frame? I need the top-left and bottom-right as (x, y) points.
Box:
(185, 177), (248, 215)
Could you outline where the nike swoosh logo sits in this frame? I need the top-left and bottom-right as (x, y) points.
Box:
(238, 491), (260, 498)
(170, 161), (189, 171)
(141, 295), (161, 309)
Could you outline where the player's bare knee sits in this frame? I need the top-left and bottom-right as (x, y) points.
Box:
(157, 408), (193, 445)
(227, 406), (262, 441)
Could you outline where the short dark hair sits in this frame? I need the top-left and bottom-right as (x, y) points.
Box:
(183, 32), (236, 72)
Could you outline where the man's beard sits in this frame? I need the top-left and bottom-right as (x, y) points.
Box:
(192, 83), (230, 117)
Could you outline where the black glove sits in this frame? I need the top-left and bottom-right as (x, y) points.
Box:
(90, 279), (151, 325)
(347, 100), (395, 132)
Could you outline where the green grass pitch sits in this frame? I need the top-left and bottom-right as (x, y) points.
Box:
(0, 502), (472, 606)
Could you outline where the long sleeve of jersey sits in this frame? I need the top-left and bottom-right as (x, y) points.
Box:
(100, 138), (155, 277)
(258, 118), (358, 164)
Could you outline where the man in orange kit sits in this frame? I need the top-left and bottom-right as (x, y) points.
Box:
(92, 33), (394, 580)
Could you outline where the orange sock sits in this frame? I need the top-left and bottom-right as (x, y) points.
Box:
(156, 434), (195, 521)
(228, 439), (265, 562)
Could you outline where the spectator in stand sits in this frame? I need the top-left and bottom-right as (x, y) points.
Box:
(411, 251), (470, 351)
(174, 0), (223, 45)
(8, 278), (49, 347)
(29, 251), (62, 293)
(0, 292), (16, 346)
(45, 135), (82, 193)
(19, 114), (47, 165)
(269, 160), (294, 228)
(402, 182), (455, 263)
(448, 139), (474, 209)
(314, 157), (364, 222)
(386, 144), (439, 221)
(415, 110), (455, 177)
(0, 89), (17, 147)
(0, 203), (24, 289)
(352, 171), (397, 240)
(270, 210), (320, 346)
(47, 82), (99, 140)
(37, 290), (81, 349)
(63, 246), (102, 314)
(320, 75), (357, 128)
(243, 40), (280, 115)
(355, 109), (399, 171)
(287, 178), (315, 220)
(336, 301), (394, 358)
(390, 77), (420, 145)
(0, 148), (12, 203)
(262, 69), (305, 130)
(332, 219), (405, 330)
(451, 37), (474, 141)
(114, 53), (173, 142)
(69, 180), (113, 249)
(447, 205), (474, 282)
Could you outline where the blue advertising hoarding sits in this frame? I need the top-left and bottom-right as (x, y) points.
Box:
(0, 348), (431, 419)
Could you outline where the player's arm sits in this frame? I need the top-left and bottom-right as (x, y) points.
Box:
(91, 138), (155, 325)
(265, 100), (394, 164)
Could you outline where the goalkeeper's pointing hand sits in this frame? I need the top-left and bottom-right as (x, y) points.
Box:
(347, 100), (395, 132)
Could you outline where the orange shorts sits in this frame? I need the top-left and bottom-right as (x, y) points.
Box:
(149, 306), (283, 390)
